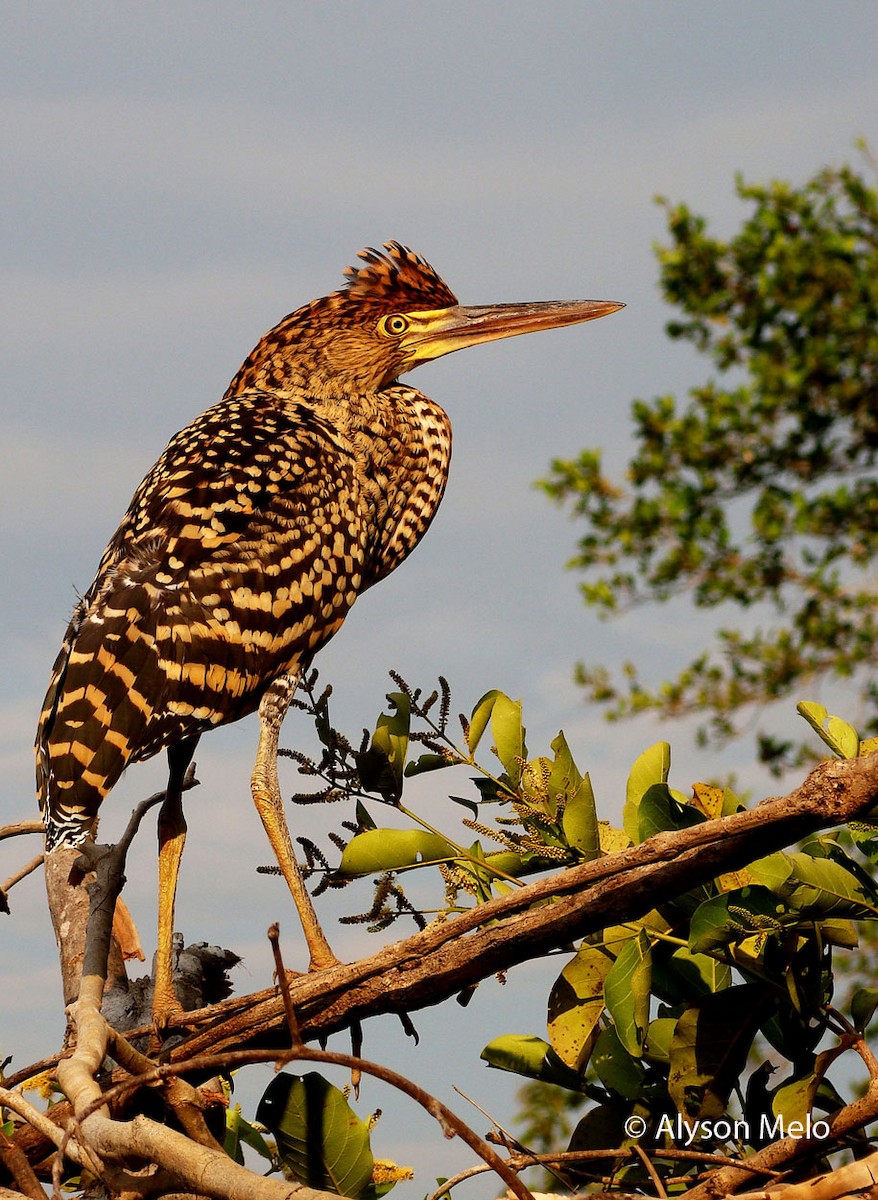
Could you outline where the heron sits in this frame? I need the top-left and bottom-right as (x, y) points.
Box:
(37, 242), (622, 1022)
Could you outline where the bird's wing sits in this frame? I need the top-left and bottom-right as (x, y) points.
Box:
(37, 391), (366, 842)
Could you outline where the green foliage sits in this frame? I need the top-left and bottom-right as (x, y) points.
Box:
(280, 672), (878, 1190)
(287, 670), (599, 926)
(256, 1072), (400, 1200)
(490, 702), (878, 1190)
(224, 1103), (274, 1167)
(540, 157), (878, 765)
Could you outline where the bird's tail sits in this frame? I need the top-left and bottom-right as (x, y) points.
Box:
(36, 601), (146, 850)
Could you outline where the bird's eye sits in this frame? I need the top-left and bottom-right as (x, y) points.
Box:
(379, 314), (409, 337)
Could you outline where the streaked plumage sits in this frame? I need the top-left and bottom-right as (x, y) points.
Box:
(37, 245), (455, 851)
(36, 242), (622, 999)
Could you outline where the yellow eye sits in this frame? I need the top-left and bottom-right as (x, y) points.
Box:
(380, 314), (409, 337)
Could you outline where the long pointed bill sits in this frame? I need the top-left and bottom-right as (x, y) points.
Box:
(401, 299), (624, 367)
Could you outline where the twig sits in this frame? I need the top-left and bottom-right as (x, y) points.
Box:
(631, 1142), (668, 1198)
(455, 1084), (578, 1192)
(1, 854), (45, 892)
(0, 855), (44, 913)
(426, 1148), (785, 1200)
(0, 821), (44, 843)
(72, 1043), (535, 1200)
(267, 923), (302, 1045)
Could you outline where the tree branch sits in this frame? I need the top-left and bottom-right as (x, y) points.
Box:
(0, 822), (44, 843)
(167, 752), (878, 1060)
(11, 752), (878, 1196)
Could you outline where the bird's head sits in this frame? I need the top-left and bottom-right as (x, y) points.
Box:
(226, 242), (623, 400)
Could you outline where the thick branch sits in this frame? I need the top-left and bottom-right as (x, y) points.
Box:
(172, 752), (878, 1059)
(12, 753), (878, 1187)
(52, 806), (346, 1200)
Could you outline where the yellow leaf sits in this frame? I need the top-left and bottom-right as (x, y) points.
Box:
(691, 782), (724, 819)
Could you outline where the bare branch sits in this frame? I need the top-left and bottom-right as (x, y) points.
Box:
(0, 855), (43, 914)
(0, 1129), (47, 1200)
(0, 821), (44, 843)
(71, 1043), (536, 1200)
(267, 923), (303, 1045)
(731, 1150), (878, 1199)
(0, 1087), (73, 1156)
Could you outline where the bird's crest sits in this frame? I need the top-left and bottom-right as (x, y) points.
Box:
(343, 242), (458, 310)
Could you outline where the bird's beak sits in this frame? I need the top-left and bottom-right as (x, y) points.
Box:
(400, 299), (624, 367)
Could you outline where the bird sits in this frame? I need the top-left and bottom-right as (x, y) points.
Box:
(36, 242), (623, 1022)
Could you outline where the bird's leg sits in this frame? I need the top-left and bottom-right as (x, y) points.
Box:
(252, 674), (340, 971)
(153, 734), (199, 1028)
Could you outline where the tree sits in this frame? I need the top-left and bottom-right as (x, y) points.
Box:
(4, 672), (878, 1200)
(540, 157), (878, 769)
(6, 160), (878, 1200)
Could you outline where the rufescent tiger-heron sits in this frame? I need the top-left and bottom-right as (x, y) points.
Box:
(37, 242), (623, 1022)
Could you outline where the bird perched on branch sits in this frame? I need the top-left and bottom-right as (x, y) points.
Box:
(36, 242), (622, 1021)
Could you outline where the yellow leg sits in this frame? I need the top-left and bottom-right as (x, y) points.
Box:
(153, 736), (198, 1027)
(252, 675), (339, 971)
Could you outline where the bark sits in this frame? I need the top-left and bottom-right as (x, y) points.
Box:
(10, 750), (878, 1199)
(173, 752), (878, 1059)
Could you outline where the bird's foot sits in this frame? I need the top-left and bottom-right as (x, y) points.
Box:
(149, 986), (189, 1053)
(308, 947), (343, 972)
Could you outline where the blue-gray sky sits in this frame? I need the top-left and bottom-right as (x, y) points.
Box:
(2, 1), (876, 1185)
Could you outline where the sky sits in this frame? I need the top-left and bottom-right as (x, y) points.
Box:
(2, 0), (877, 1188)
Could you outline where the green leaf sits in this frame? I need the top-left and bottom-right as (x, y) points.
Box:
(643, 1017), (676, 1065)
(689, 886), (790, 954)
(568, 1100), (632, 1154)
(547, 946), (613, 1070)
(751, 849), (878, 918)
(562, 773), (598, 858)
(480, 1034), (581, 1089)
(624, 742), (670, 842)
(637, 783), (705, 842)
(819, 918), (858, 948)
(467, 690), (500, 755)
(225, 1104), (273, 1166)
(771, 1070), (819, 1128)
(482, 851), (532, 878)
(356, 693), (411, 803)
(599, 823), (632, 855)
(797, 701), (860, 759)
(747, 852), (794, 891)
(491, 693), (526, 785)
(337, 829), (458, 876)
(851, 987), (878, 1032)
(603, 930), (652, 1056)
(669, 986), (765, 1119)
(377, 693), (410, 786)
(592, 1026), (645, 1100)
(403, 753), (450, 778)
(653, 946), (732, 1004)
(257, 1072), (374, 1198)
(354, 801), (377, 831)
